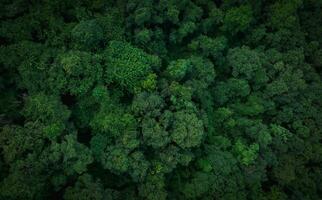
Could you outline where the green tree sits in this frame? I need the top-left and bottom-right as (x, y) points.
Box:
(171, 111), (204, 149)
(103, 41), (160, 92)
(23, 93), (71, 139)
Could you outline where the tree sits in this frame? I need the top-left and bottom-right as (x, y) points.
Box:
(103, 41), (160, 92)
(171, 110), (204, 149)
(49, 134), (94, 175)
(165, 59), (191, 81)
(188, 35), (228, 59)
(1, 0), (322, 199)
(227, 46), (268, 84)
(221, 5), (253, 35)
(141, 118), (170, 148)
(0, 123), (44, 164)
(138, 174), (167, 200)
(71, 19), (104, 51)
(23, 93), (71, 139)
(64, 174), (115, 200)
(57, 50), (103, 96)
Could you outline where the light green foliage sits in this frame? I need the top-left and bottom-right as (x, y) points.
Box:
(166, 59), (191, 81)
(233, 140), (259, 166)
(104, 41), (160, 91)
(140, 73), (157, 91)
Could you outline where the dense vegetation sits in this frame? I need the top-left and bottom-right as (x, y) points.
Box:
(0, 0), (322, 199)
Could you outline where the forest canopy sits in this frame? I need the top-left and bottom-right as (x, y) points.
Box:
(0, 0), (322, 199)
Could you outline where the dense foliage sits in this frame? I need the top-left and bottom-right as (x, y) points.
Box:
(1, 0), (322, 199)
